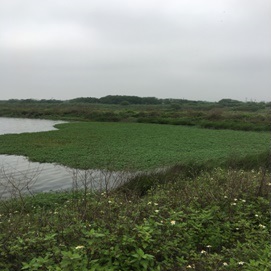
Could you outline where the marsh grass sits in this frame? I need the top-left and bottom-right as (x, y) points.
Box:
(117, 150), (270, 196)
(0, 100), (270, 131)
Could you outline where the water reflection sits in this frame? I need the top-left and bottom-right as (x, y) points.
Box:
(0, 117), (127, 198)
(0, 155), (128, 198)
(0, 155), (73, 198)
(0, 117), (66, 135)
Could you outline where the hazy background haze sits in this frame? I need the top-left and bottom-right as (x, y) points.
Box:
(0, 0), (270, 101)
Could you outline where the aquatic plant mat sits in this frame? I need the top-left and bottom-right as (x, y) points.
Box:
(0, 122), (269, 170)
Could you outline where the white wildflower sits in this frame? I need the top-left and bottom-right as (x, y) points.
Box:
(75, 245), (84, 250)
(170, 220), (176, 225)
(259, 224), (266, 229)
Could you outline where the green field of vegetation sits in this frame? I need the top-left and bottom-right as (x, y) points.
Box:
(0, 121), (269, 170)
(0, 96), (270, 270)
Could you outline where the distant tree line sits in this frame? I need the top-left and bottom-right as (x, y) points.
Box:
(0, 95), (270, 109)
(70, 95), (161, 105)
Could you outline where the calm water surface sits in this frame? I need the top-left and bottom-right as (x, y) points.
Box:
(0, 117), (65, 135)
(0, 118), (125, 198)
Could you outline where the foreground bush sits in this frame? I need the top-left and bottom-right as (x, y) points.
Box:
(0, 168), (270, 270)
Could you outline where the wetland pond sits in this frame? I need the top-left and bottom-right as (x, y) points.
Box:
(0, 118), (126, 198)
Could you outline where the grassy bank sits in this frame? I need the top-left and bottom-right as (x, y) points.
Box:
(0, 99), (270, 132)
(0, 122), (269, 170)
(0, 167), (270, 270)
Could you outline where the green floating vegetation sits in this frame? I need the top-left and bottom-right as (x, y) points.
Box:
(0, 122), (269, 171)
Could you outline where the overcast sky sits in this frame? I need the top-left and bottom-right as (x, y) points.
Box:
(0, 0), (270, 102)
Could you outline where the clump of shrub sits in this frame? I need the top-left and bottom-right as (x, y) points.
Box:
(0, 168), (270, 270)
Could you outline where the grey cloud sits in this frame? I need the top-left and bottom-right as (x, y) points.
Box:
(0, 0), (270, 101)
